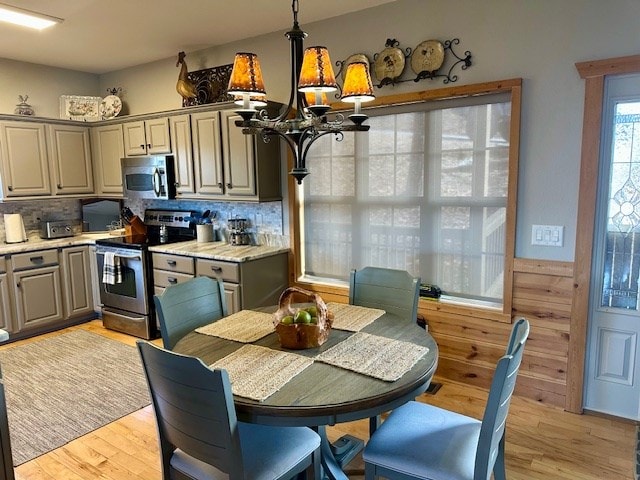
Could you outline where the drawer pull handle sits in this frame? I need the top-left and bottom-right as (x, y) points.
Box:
(168, 277), (178, 284)
(210, 266), (223, 273)
(30, 256), (44, 263)
(167, 260), (177, 266)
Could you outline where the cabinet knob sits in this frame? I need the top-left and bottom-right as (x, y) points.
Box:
(218, 182), (223, 188)
(227, 183), (233, 189)
(7, 185), (12, 191)
(57, 183), (62, 189)
(210, 266), (223, 273)
(167, 260), (177, 266)
(168, 277), (177, 284)
(147, 143), (152, 149)
(16, 282), (20, 289)
(139, 144), (145, 149)
(174, 182), (180, 187)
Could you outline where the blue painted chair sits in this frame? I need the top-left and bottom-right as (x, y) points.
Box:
(363, 318), (530, 480)
(137, 341), (321, 480)
(154, 276), (227, 350)
(349, 267), (421, 323)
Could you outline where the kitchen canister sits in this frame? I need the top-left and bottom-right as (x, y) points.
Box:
(196, 224), (213, 243)
(4, 214), (28, 243)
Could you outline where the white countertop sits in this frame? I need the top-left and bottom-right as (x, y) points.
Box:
(148, 240), (289, 262)
(0, 233), (289, 263)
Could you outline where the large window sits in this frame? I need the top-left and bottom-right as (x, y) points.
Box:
(297, 84), (519, 308)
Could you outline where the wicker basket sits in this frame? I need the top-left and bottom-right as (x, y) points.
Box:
(273, 287), (333, 349)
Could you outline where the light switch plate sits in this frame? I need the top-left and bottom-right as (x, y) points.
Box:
(531, 225), (564, 246)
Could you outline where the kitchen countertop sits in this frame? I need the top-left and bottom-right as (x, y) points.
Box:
(148, 240), (290, 262)
(0, 234), (289, 263)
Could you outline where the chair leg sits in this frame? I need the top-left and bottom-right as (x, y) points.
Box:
(493, 435), (507, 480)
(364, 462), (376, 480)
(369, 415), (381, 436)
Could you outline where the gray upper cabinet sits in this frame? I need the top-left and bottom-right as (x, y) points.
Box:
(91, 123), (125, 196)
(169, 114), (196, 196)
(123, 118), (171, 156)
(47, 124), (94, 195)
(0, 121), (51, 198)
(192, 110), (225, 196)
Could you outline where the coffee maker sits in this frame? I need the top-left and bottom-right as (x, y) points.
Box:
(227, 218), (251, 246)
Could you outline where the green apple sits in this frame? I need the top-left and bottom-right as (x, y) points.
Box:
(281, 315), (294, 325)
(294, 310), (312, 324)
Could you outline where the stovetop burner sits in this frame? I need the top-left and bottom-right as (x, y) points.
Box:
(96, 208), (197, 250)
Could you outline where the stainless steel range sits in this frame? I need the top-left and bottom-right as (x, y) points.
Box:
(95, 209), (196, 339)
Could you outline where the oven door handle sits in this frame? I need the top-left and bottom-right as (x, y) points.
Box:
(96, 248), (143, 261)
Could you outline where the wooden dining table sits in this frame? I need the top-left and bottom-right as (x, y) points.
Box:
(173, 305), (438, 480)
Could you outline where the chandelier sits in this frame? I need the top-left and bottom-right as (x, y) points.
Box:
(227, 0), (375, 184)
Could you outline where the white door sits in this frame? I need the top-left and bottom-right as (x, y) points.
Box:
(585, 73), (640, 420)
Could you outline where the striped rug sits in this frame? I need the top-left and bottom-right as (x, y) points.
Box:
(0, 330), (150, 465)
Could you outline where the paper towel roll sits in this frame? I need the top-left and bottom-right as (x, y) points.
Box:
(4, 214), (27, 243)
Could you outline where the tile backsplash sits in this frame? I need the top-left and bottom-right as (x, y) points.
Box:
(0, 198), (286, 245)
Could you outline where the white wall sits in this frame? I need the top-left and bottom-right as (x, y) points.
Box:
(3, 0), (640, 262)
(0, 58), (98, 118)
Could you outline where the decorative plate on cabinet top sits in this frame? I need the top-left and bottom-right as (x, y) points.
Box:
(373, 44), (405, 84)
(410, 40), (445, 75)
(342, 53), (371, 80)
(99, 95), (122, 119)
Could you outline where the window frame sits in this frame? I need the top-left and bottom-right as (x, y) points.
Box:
(288, 78), (522, 323)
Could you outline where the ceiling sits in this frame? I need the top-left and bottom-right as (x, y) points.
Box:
(0, 0), (396, 74)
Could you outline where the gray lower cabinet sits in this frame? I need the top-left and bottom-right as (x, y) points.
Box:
(61, 246), (94, 319)
(11, 250), (64, 332)
(196, 253), (288, 314)
(151, 251), (288, 316)
(0, 257), (12, 332)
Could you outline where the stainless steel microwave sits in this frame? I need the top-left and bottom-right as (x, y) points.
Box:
(121, 155), (176, 200)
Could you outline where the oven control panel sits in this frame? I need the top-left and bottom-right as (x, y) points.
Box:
(143, 209), (195, 229)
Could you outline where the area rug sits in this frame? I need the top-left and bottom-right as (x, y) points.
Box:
(0, 330), (150, 465)
(636, 426), (639, 480)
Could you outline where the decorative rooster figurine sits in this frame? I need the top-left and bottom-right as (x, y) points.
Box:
(176, 51), (197, 104)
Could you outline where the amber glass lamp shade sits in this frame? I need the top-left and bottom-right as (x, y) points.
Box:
(228, 52), (267, 117)
(340, 62), (375, 125)
(298, 46), (338, 93)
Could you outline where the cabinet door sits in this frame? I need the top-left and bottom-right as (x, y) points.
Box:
(169, 114), (195, 195)
(192, 111), (224, 195)
(224, 282), (241, 314)
(91, 124), (125, 195)
(221, 110), (257, 197)
(0, 273), (13, 332)
(0, 121), (51, 197)
(61, 246), (93, 319)
(123, 121), (147, 156)
(47, 124), (93, 194)
(145, 118), (171, 154)
(13, 265), (64, 331)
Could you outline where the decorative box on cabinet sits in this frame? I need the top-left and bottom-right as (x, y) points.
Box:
(0, 121), (50, 197)
(47, 124), (93, 195)
(123, 118), (171, 156)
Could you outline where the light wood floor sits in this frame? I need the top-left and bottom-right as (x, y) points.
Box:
(5, 320), (637, 480)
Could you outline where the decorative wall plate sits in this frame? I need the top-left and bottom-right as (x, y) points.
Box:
(342, 53), (371, 80)
(99, 95), (122, 119)
(410, 40), (445, 75)
(373, 45), (405, 84)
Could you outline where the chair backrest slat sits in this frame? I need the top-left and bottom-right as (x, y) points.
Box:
(154, 276), (227, 350)
(474, 317), (529, 480)
(137, 341), (244, 477)
(349, 267), (420, 321)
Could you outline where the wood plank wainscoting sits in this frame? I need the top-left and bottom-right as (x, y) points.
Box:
(297, 257), (575, 409)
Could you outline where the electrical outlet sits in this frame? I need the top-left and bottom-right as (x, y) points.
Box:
(531, 225), (564, 246)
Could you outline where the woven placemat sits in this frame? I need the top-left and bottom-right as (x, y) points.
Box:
(195, 310), (274, 343)
(316, 332), (429, 382)
(327, 302), (385, 331)
(211, 344), (313, 401)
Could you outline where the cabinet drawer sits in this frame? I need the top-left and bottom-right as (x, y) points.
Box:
(153, 269), (193, 288)
(152, 253), (194, 274)
(0, 256), (5, 273)
(12, 250), (58, 270)
(196, 258), (240, 283)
